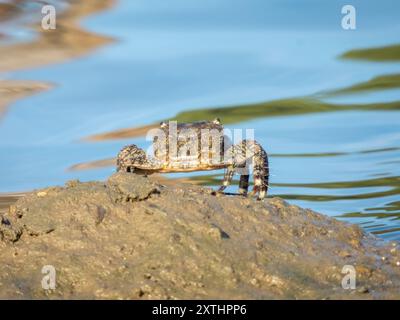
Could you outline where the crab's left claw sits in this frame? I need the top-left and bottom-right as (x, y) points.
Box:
(117, 144), (162, 173)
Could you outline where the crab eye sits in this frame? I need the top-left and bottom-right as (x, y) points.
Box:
(212, 118), (221, 125)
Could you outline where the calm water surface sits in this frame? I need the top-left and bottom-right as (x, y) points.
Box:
(1, 0), (400, 239)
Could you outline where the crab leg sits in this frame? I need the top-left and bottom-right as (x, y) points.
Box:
(238, 174), (250, 195)
(217, 165), (235, 193)
(250, 142), (269, 200)
(233, 139), (269, 200)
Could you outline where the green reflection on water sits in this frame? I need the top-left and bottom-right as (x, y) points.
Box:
(339, 44), (400, 62)
(173, 98), (400, 125)
(170, 44), (400, 125)
(273, 176), (400, 201)
(326, 74), (400, 96)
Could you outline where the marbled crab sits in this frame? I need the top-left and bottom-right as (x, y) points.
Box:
(117, 119), (269, 199)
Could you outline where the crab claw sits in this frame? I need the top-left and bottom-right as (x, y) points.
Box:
(117, 144), (162, 173)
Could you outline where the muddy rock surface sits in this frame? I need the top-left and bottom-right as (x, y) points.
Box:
(0, 172), (399, 299)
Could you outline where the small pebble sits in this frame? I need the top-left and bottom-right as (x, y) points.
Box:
(396, 261), (400, 267)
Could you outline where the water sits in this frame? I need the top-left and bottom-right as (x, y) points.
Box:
(0, 0), (399, 239)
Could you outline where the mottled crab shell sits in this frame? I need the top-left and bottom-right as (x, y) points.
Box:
(152, 118), (229, 171)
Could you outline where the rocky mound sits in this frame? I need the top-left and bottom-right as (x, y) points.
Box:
(0, 173), (399, 299)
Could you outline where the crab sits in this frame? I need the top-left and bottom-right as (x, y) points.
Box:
(116, 119), (269, 200)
